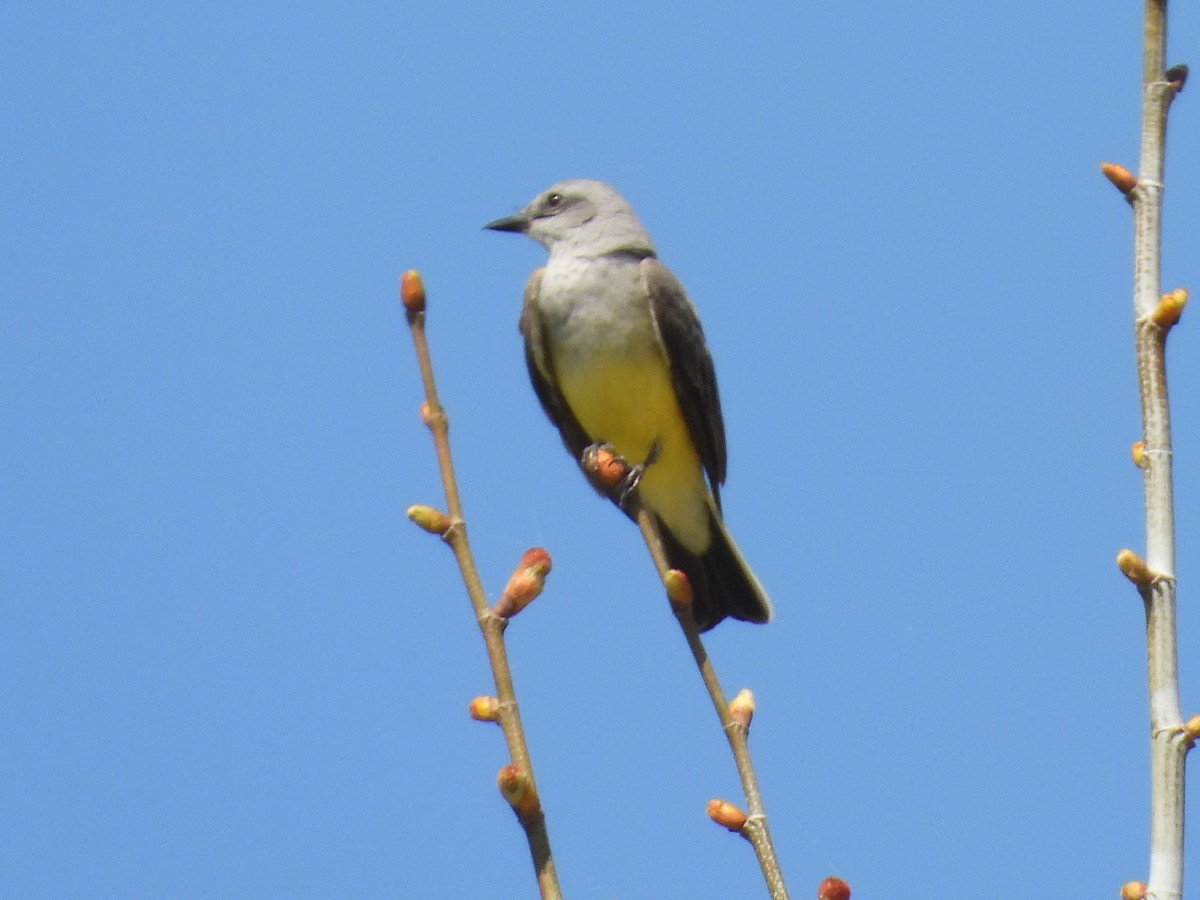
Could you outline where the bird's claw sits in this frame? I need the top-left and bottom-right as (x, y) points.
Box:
(616, 463), (646, 510)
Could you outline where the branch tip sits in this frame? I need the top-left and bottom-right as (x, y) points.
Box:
(1119, 881), (1147, 900)
(1116, 548), (1156, 587)
(492, 547), (553, 619)
(400, 269), (426, 315)
(818, 876), (853, 900)
(728, 688), (756, 731)
(1100, 161), (1138, 196)
(407, 504), (452, 536)
(1150, 288), (1188, 329)
(706, 799), (748, 832)
(468, 695), (501, 723)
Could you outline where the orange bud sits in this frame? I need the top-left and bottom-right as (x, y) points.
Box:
(1119, 881), (1147, 900)
(497, 764), (540, 820)
(1183, 715), (1200, 739)
(468, 696), (500, 722)
(729, 688), (756, 731)
(706, 799), (747, 832)
(1116, 549), (1155, 587)
(664, 569), (693, 610)
(407, 504), (452, 536)
(400, 270), (426, 314)
(1100, 162), (1138, 195)
(1151, 288), (1188, 329)
(1131, 440), (1147, 468)
(418, 401), (445, 431)
(492, 547), (552, 618)
(818, 876), (852, 900)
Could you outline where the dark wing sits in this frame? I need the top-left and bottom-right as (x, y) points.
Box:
(641, 257), (727, 508)
(518, 268), (593, 460)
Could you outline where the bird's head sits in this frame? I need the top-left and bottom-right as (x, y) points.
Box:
(485, 179), (655, 259)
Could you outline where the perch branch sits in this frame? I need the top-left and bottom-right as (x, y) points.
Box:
(634, 508), (788, 899)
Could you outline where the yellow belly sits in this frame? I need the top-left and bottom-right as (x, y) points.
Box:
(557, 352), (713, 553)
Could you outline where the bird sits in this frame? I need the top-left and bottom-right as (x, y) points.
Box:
(485, 179), (772, 631)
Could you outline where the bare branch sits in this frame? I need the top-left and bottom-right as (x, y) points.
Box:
(401, 271), (562, 899)
(1113, 3), (1191, 896)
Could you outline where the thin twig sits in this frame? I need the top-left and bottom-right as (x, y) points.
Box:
(402, 273), (562, 899)
(634, 508), (788, 900)
(1124, 3), (1189, 897)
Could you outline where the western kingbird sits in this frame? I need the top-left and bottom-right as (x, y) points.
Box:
(485, 179), (772, 631)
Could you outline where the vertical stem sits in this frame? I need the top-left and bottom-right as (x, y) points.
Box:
(1137, 323), (1185, 897)
(1129, 3), (1188, 897)
(1134, 0), (1167, 326)
(406, 301), (562, 899)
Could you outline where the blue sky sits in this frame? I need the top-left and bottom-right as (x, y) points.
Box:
(4, 3), (1200, 898)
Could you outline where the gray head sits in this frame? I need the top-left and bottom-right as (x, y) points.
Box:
(484, 179), (656, 259)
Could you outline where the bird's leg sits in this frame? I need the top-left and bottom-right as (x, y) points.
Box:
(618, 439), (661, 508)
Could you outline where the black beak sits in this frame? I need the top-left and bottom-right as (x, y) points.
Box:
(483, 213), (528, 233)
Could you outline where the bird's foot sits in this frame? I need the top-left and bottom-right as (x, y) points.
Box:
(580, 441), (660, 511)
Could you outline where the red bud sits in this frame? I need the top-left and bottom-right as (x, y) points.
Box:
(492, 548), (552, 618)
(497, 764), (540, 820)
(818, 876), (852, 900)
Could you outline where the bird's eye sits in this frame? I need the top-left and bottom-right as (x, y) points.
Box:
(545, 192), (563, 208)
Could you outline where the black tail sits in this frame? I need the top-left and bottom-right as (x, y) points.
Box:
(655, 509), (772, 632)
